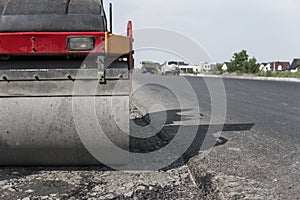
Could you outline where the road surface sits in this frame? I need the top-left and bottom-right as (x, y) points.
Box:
(132, 74), (300, 199)
(0, 74), (299, 199)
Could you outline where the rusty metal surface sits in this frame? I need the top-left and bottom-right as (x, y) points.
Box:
(0, 69), (102, 81)
(0, 69), (129, 81)
(0, 79), (131, 97)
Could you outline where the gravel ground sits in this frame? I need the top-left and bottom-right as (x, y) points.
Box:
(0, 166), (202, 200)
(187, 129), (300, 200)
(0, 104), (204, 200)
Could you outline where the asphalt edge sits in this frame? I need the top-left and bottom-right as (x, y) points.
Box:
(130, 95), (223, 199)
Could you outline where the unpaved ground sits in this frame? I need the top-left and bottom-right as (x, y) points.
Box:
(0, 166), (201, 200)
(0, 104), (204, 200)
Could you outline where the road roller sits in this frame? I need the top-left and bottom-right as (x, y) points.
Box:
(0, 0), (133, 166)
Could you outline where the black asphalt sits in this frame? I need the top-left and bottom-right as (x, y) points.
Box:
(132, 74), (300, 199)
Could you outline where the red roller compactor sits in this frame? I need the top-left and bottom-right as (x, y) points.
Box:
(0, 0), (134, 166)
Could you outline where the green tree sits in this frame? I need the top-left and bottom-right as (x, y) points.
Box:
(216, 63), (223, 72)
(247, 57), (260, 73)
(227, 50), (259, 74)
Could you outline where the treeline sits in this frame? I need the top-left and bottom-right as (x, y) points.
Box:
(218, 50), (260, 74)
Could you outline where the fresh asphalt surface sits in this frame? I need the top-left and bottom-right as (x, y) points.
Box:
(132, 74), (300, 199)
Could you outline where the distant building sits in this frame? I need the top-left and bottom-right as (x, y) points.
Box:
(289, 59), (300, 72)
(178, 62), (200, 73)
(260, 63), (271, 72)
(270, 62), (289, 71)
(200, 62), (217, 72)
(221, 63), (228, 71)
(260, 62), (289, 72)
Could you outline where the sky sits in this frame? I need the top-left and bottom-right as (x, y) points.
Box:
(104, 0), (300, 65)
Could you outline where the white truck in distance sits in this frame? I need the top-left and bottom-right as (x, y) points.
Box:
(161, 61), (181, 76)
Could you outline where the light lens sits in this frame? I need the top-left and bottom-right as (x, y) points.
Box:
(68, 37), (95, 51)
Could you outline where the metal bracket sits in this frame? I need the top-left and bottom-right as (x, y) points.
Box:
(96, 55), (105, 82)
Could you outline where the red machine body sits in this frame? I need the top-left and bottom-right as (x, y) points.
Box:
(0, 32), (105, 55)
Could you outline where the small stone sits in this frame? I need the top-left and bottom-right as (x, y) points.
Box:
(181, 173), (189, 179)
(89, 192), (97, 196)
(104, 194), (114, 199)
(174, 181), (181, 186)
(22, 197), (30, 200)
(227, 182), (239, 188)
(2, 185), (11, 190)
(8, 187), (16, 192)
(124, 182), (134, 188)
(119, 186), (126, 190)
(92, 185), (102, 192)
(124, 191), (133, 197)
(137, 185), (146, 190)
(25, 189), (34, 193)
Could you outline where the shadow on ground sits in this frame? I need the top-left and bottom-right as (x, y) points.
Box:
(130, 109), (255, 170)
(0, 109), (254, 181)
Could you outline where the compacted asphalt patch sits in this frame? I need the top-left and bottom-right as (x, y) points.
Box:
(132, 74), (300, 199)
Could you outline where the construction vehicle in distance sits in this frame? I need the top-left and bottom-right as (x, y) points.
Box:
(141, 61), (161, 74)
(0, 0), (133, 166)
